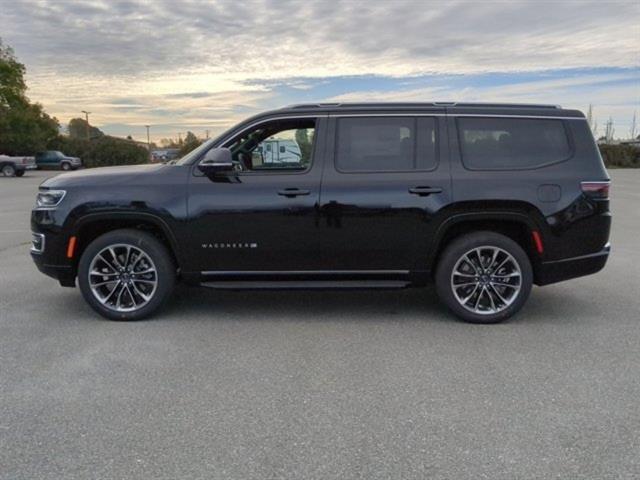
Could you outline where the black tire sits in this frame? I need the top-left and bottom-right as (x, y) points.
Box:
(78, 229), (176, 321)
(15, 170), (25, 177)
(2, 164), (16, 177)
(61, 162), (71, 171)
(435, 231), (533, 324)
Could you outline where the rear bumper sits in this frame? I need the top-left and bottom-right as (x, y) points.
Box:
(535, 243), (610, 286)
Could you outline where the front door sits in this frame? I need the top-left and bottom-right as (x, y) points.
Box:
(186, 116), (326, 274)
(318, 114), (451, 271)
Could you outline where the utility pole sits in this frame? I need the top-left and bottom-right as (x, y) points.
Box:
(81, 110), (91, 140)
(630, 111), (637, 140)
(145, 125), (151, 151)
(205, 129), (209, 139)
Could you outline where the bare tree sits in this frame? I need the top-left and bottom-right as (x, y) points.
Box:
(604, 117), (615, 143)
(586, 104), (599, 137)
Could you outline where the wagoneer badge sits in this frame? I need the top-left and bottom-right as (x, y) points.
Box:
(202, 242), (258, 249)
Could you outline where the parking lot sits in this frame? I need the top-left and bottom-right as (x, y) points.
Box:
(1, 169), (639, 479)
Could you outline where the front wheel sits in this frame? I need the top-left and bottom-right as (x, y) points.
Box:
(61, 162), (72, 171)
(78, 229), (176, 320)
(435, 231), (533, 324)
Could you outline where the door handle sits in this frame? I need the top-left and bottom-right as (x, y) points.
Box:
(277, 188), (310, 198)
(408, 186), (443, 196)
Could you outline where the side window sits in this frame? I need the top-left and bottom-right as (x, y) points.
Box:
(335, 117), (437, 172)
(457, 117), (571, 170)
(227, 118), (316, 172)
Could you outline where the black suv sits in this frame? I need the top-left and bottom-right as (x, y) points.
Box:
(31, 103), (611, 323)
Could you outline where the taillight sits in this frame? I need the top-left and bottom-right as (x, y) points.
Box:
(581, 181), (610, 199)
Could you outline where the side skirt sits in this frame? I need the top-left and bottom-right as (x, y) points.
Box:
(197, 270), (417, 290)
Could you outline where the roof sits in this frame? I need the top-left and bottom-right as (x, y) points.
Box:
(286, 102), (562, 110)
(266, 102), (585, 119)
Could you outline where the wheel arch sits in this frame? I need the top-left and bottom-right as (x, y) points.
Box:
(428, 209), (545, 282)
(69, 212), (182, 273)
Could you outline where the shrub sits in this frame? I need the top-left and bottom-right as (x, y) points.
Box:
(48, 135), (149, 168)
(598, 144), (640, 168)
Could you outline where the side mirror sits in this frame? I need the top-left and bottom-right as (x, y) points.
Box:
(198, 148), (234, 175)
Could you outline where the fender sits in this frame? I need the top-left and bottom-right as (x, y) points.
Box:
(70, 211), (184, 268)
(427, 208), (545, 270)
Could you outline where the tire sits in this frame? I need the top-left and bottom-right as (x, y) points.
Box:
(15, 170), (25, 177)
(61, 162), (71, 171)
(435, 231), (533, 324)
(78, 229), (176, 321)
(2, 164), (16, 177)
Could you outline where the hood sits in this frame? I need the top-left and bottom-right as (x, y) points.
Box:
(41, 164), (167, 188)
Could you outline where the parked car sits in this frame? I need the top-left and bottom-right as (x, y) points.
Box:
(0, 154), (36, 177)
(151, 149), (180, 163)
(35, 151), (82, 170)
(30, 102), (611, 323)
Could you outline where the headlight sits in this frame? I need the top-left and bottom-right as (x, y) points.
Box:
(36, 189), (66, 208)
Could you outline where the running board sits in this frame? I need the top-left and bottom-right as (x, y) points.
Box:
(200, 280), (410, 290)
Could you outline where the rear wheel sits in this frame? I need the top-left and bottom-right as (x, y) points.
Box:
(2, 164), (16, 177)
(435, 231), (533, 323)
(78, 229), (175, 320)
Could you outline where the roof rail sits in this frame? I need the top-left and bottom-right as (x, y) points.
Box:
(285, 102), (562, 110)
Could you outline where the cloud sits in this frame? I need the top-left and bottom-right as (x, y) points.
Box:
(1, 0), (638, 139)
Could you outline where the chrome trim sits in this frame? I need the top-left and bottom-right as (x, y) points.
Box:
(36, 189), (66, 208)
(30, 233), (45, 254)
(329, 114), (583, 120)
(201, 269), (409, 276)
(216, 114), (328, 149)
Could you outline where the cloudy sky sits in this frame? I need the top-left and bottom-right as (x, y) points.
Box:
(1, 0), (639, 142)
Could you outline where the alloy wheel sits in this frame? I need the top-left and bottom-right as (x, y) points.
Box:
(450, 246), (522, 315)
(88, 243), (158, 312)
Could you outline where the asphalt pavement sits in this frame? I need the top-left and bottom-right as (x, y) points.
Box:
(1, 169), (639, 479)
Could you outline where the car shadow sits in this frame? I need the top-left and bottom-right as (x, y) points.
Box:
(158, 284), (454, 324)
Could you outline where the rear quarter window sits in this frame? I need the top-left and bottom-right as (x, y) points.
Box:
(457, 117), (572, 170)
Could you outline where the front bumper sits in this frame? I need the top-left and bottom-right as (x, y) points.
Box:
(535, 243), (610, 286)
(31, 210), (77, 287)
(31, 252), (76, 286)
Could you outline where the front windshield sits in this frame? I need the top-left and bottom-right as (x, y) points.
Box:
(174, 138), (215, 165)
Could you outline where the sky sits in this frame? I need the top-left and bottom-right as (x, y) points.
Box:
(1, 0), (639, 143)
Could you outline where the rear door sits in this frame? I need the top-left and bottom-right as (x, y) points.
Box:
(318, 111), (451, 271)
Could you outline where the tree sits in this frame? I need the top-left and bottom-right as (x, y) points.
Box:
(295, 128), (313, 166)
(160, 138), (180, 148)
(604, 117), (615, 144)
(179, 131), (202, 156)
(68, 117), (104, 140)
(0, 38), (59, 155)
(0, 40), (26, 108)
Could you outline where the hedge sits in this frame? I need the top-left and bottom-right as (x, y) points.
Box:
(47, 135), (149, 168)
(598, 144), (640, 168)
